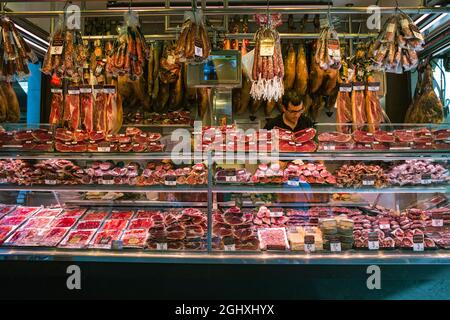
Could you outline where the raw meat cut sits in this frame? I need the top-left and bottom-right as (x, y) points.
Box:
(101, 219), (128, 231)
(294, 128), (316, 143)
(81, 211), (109, 221)
(90, 230), (122, 249)
(51, 217), (77, 228)
(353, 130), (374, 143)
(318, 132), (352, 143)
(374, 130), (395, 143)
(121, 229), (148, 248)
(128, 219), (153, 230)
(76, 220), (102, 230)
(257, 228), (289, 250)
(40, 228), (70, 247)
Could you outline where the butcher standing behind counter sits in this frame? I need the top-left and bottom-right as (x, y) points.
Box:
(264, 93), (314, 131)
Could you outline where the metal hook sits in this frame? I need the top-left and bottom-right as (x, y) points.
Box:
(327, 1), (332, 28)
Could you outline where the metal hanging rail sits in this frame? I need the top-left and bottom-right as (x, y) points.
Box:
(3, 6), (449, 18)
(82, 32), (377, 41)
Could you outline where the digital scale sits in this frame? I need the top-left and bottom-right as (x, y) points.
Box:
(187, 50), (242, 126)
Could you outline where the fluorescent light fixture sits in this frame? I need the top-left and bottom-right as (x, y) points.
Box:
(414, 13), (430, 24)
(420, 13), (447, 33)
(13, 23), (49, 47)
(24, 38), (47, 53)
(433, 44), (450, 57)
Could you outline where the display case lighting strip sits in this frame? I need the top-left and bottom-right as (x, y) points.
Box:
(420, 13), (448, 33)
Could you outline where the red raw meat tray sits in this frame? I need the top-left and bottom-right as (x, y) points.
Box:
(0, 205), (16, 218)
(0, 215), (28, 226)
(76, 220), (102, 230)
(59, 230), (96, 248)
(110, 210), (134, 220)
(51, 217), (78, 228)
(0, 225), (15, 244)
(5, 228), (46, 246)
(81, 211), (109, 221)
(21, 217), (53, 229)
(33, 208), (63, 218)
(121, 229), (148, 248)
(128, 218), (154, 230)
(101, 219), (128, 231)
(59, 208), (87, 218)
(135, 210), (161, 219)
(40, 228), (71, 247)
(90, 230), (123, 249)
(8, 206), (41, 217)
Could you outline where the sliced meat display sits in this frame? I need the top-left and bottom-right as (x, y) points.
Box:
(353, 130), (374, 143)
(374, 130), (395, 143)
(318, 132), (352, 143)
(294, 128), (316, 143)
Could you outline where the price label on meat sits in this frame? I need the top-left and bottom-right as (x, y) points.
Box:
(225, 176), (237, 182)
(421, 174), (432, 185)
(379, 219), (390, 230)
(156, 243), (168, 251)
(194, 46), (203, 57)
(432, 213), (444, 227)
(323, 144), (335, 151)
(304, 235), (315, 253)
(413, 235), (424, 252)
(50, 39), (64, 55)
(97, 146), (110, 152)
(224, 244), (236, 251)
(330, 241), (342, 252)
(100, 179), (114, 185)
(260, 38), (275, 56)
(362, 175), (375, 186)
(164, 180), (177, 186)
(287, 179), (300, 187)
(45, 180), (57, 185)
(368, 232), (379, 250)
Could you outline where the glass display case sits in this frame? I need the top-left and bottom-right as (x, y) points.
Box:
(0, 123), (448, 264)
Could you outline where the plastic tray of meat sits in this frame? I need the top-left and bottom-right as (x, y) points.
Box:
(81, 210), (110, 221)
(128, 218), (154, 230)
(40, 227), (71, 247)
(59, 208), (87, 218)
(257, 228), (290, 251)
(75, 220), (103, 230)
(59, 230), (97, 249)
(33, 208), (63, 218)
(89, 230), (123, 249)
(110, 210), (134, 220)
(51, 217), (78, 228)
(0, 225), (15, 244)
(7, 206), (41, 217)
(21, 217), (54, 229)
(0, 215), (28, 227)
(135, 210), (161, 219)
(121, 229), (149, 248)
(0, 205), (16, 218)
(101, 219), (129, 231)
(4, 228), (47, 246)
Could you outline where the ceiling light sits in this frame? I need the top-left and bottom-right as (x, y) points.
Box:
(13, 23), (49, 47)
(420, 13), (447, 33)
(413, 13), (430, 24)
(24, 38), (47, 53)
(433, 44), (450, 57)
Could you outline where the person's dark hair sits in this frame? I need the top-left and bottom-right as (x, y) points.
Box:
(283, 91), (304, 109)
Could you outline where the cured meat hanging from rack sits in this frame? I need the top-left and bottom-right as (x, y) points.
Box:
(63, 88), (81, 130)
(80, 86), (94, 132)
(351, 82), (366, 131)
(104, 85), (122, 134)
(49, 88), (64, 126)
(365, 76), (387, 132)
(294, 41), (308, 96)
(335, 83), (352, 133)
(250, 14), (284, 102)
(1, 82), (20, 123)
(93, 86), (107, 132)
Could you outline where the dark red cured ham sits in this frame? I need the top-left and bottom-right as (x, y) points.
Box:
(49, 89), (64, 126)
(335, 84), (353, 133)
(413, 128), (433, 143)
(318, 132), (352, 143)
(372, 141), (389, 150)
(14, 130), (34, 141)
(351, 83), (366, 130)
(353, 130), (374, 143)
(63, 88), (81, 130)
(296, 141), (317, 152)
(31, 129), (53, 142)
(433, 129), (450, 141)
(294, 128), (316, 143)
(394, 130), (415, 142)
(94, 87), (107, 132)
(80, 88), (94, 132)
(374, 130), (395, 143)
(55, 128), (73, 142)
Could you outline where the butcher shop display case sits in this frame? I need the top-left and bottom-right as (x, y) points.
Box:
(0, 132), (448, 263)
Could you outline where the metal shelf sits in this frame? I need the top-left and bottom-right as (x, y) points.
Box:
(212, 185), (450, 194)
(0, 184), (208, 193)
(2, 248), (450, 265)
(0, 151), (448, 161)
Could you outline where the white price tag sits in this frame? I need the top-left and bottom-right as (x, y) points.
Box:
(97, 147), (110, 152)
(339, 86), (352, 92)
(432, 219), (444, 227)
(324, 145), (335, 151)
(224, 244), (236, 251)
(225, 176), (237, 182)
(305, 243), (316, 253)
(194, 46), (203, 57)
(269, 211), (284, 218)
(363, 180), (375, 186)
(387, 23), (396, 33)
(100, 179), (114, 185)
(368, 241), (379, 250)
(212, 202), (218, 210)
(330, 242), (342, 252)
(164, 180), (177, 186)
(167, 54), (175, 64)
(156, 243), (168, 251)
(259, 44), (275, 57)
(379, 223), (390, 230)
(45, 180), (57, 185)
(287, 180), (300, 187)
(50, 45), (63, 55)
(413, 242), (424, 252)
